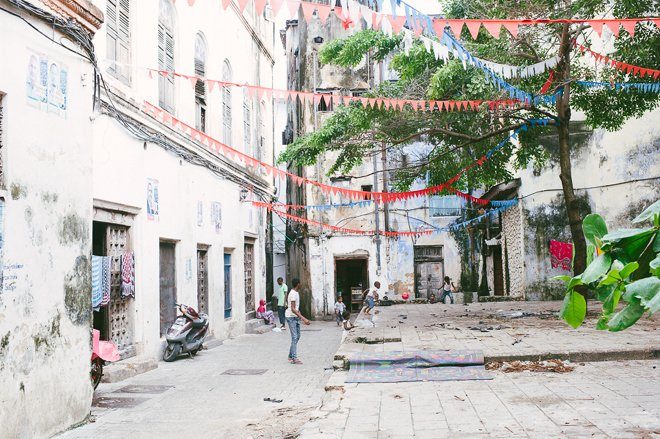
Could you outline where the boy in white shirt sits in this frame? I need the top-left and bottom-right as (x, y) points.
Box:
(334, 295), (346, 326)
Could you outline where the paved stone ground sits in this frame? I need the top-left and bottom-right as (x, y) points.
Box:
(337, 301), (658, 363)
(300, 360), (660, 438)
(57, 321), (342, 439)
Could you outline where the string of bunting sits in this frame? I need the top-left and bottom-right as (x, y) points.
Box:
(144, 66), (524, 113)
(273, 197), (517, 211)
(575, 42), (660, 80)
(143, 101), (550, 204)
(182, 0), (659, 42)
(254, 199), (519, 237)
(576, 81), (660, 92)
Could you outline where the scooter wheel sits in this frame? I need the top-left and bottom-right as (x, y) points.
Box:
(163, 343), (181, 362)
(91, 358), (104, 390)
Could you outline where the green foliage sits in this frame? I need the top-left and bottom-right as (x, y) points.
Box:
(319, 30), (401, 67)
(555, 200), (660, 331)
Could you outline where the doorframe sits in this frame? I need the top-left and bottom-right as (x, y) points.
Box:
(333, 255), (370, 313)
(159, 239), (179, 337)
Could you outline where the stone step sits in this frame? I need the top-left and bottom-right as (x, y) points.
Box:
(101, 355), (158, 383)
(245, 318), (272, 334)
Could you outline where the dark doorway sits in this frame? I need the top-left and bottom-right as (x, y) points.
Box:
(197, 246), (209, 314)
(159, 241), (177, 336)
(414, 246), (444, 299)
(493, 246), (505, 296)
(335, 258), (369, 313)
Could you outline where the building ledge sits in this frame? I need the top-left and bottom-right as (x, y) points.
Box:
(42, 0), (104, 32)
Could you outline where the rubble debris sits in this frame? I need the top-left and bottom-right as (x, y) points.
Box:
(486, 359), (575, 373)
(263, 397), (283, 403)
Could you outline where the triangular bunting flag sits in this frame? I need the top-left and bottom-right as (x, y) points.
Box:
(589, 21), (604, 37)
(388, 15), (407, 34)
(222, 0), (232, 10)
(620, 20), (636, 37)
(465, 21), (481, 39)
(300, 2), (316, 22)
(483, 21), (501, 39)
(269, 0), (284, 16)
(287, 0), (300, 18)
(503, 21), (518, 38)
(254, 0), (268, 16)
(317, 4), (331, 23)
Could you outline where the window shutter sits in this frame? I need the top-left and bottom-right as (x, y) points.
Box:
(194, 59), (205, 101)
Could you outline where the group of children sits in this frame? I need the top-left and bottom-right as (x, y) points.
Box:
(334, 281), (381, 330)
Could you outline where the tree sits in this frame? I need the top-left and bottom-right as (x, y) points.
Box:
(279, 0), (660, 287)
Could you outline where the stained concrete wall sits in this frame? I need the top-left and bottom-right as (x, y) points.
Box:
(512, 109), (660, 300)
(0, 8), (95, 438)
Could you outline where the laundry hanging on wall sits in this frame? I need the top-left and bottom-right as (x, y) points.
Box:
(92, 255), (112, 310)
(549, 240), (573, 271)
(120, 252), (135, 299)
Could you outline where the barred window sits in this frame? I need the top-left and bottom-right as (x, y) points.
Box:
(429, 195), (463, 217)
(243, 89), (252, 155)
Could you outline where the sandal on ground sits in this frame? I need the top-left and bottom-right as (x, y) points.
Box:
(291, 359), (303, 364)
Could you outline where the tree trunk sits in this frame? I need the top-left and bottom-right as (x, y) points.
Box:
(556, 23), (587, 278)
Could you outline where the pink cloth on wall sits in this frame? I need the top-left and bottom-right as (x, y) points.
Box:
(550, 240), (573, 271)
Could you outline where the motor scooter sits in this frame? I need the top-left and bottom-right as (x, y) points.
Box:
(163, 303), (209, 362)
(91, 329), (120, 390)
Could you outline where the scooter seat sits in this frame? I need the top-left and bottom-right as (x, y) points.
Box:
(192, 315), (208, 328)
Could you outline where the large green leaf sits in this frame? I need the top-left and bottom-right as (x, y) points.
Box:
(623, 277), (660, 302)
(619, 231), (657, 262)
(581, 253), (613, 284)
(560, 290), (586, 329)
(602, 288), (622, 315)
(595, 283), (616, 301)
(583, 214), (608, 246)
(607, 298), (646, 332)
(651, 254), (660, 277)
(586, 244), (596, 266)
(643, 293), (660, 316)
(602, 228), (654, 243)
(619, 262), (640, 279)
(632, 200), (660, 224)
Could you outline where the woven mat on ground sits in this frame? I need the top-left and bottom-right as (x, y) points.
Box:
(345, 350), (492, 383)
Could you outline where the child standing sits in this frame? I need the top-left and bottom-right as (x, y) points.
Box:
(334, 295), (346, 326)
(439, 276), (456, 304)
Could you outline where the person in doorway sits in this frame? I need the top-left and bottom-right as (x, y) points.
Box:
(440, 276), (456, 304)
(256, 299), (276, 325)
(286, 278), (310, 364)
(334, 295), (346, 326)
(276, 277), (287, 330)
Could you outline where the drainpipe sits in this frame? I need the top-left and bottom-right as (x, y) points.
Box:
(373, 149), (381, 276)
(321, 234), (328, 316)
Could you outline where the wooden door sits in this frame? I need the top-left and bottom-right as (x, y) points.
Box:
(159, 242), (177, 336)
(197, 247), (209, 314)
(493, 246), (505, 296)
(415, 262), (444, 299)
(244, 242), (254, 316)
(224, 253), (232, 318)
(106, 224), (135, 358)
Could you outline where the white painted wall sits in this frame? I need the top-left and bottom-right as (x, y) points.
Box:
(0, 9), (95, 438)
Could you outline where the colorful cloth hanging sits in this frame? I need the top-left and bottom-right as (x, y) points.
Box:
(101, 256), (112, 305)
(91, 255), (104, 311)
(549, 240), (573, 271)
(120, 252), (136, 299)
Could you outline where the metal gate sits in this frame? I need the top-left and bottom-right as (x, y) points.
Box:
(106, 225), (135, 358)
(197, 246), (209, 314)
(244, 242), (254, 316)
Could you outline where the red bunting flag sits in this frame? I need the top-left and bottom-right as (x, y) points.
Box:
(483, 21), (501, 39)
(254, 0), (268, 16)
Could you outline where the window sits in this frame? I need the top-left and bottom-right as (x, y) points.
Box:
(106, 0), (131, 84)
(429, 195), (464, 217)
(222, 60), (232, 145)
(194, 32), (207, 132)
(361, 184), (372, 200)
(243, 89), (251, 155)
(158, 0), (175, 112)
(256, 101), (266, 162)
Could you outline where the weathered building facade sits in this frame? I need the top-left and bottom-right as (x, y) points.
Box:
(0, 1), (102, 437)
(89, 0), (277, 362)
(283, 7), (464, 317)
(482, 110), (660, 300)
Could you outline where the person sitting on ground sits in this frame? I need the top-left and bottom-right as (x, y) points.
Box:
(256, 299), (276, 325)
(429, 292), (437, 304)
(334, 295), (346, 326)
(439, 276), (456, 304)
(341, 309), (355, 331)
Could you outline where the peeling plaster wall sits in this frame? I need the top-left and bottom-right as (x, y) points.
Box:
(510, 109), (660, 300)
(0, 12), (94, 438)
(501, 203), (524, 298)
